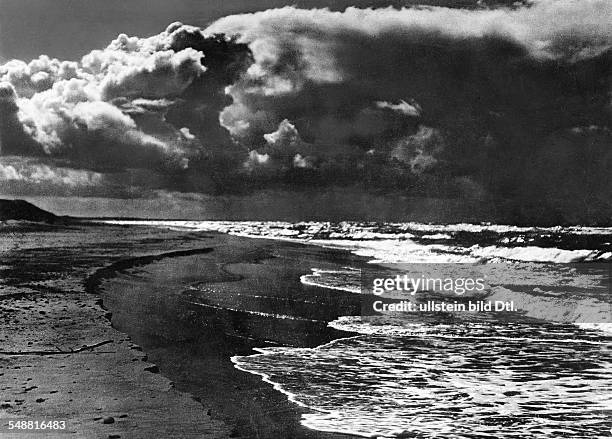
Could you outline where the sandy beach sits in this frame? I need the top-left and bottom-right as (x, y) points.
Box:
(0, 0), (609, 436)
(0, 222), (364, 438)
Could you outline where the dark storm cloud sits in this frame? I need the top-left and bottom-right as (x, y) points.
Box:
(0, 0), (610, 223)
(207, 2), (610, 169)
(206, 0), (611, 221)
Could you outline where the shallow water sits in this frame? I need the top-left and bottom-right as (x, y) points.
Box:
(234, 321), (611, 438)
(101, 220), (612, 438)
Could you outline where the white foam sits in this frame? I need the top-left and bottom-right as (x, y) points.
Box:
(231, 323), (612, 438)
(97, 220), (610, 264)
(420, 233), (453, 240)
(470, 245), (596, 263)
(97, 219), (612, 236)
(575, 322), (612, 333)
(189, 301), (323, 322)
(328, 316), (612, 341)
(299, 268), (361, 294)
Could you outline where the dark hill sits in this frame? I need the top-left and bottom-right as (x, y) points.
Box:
(0, 199), (59, 223)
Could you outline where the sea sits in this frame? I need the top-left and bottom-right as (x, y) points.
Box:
(103, 220), (612, 438)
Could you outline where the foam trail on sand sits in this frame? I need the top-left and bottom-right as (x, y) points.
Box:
(299, 268), (361, 294)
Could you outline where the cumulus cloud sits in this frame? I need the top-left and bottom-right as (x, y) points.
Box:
(0, 161), (102, 186)
(243, 120), (305, 173)
(0, 81), (18, 102)
(263, 119), (301, 148)
(376, 100), (421, 118)
(243, 150), (271, 171)
(0, 23), (249, 176)
(293, 154), (314, 169)
(97, 47), (206, 100)
(390, 126), (445, 174)
(0, 56), (80, 98)
(0, 156), (106, 197)
(209, 1), (610, 142)
(0, 1), (610, 223)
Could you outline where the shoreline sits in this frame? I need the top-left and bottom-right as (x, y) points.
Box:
(0, 224), (238, 438)
(2, 222), (610, 438)
(97, 232), (369, 438)
(228, 334), (371, 439)
(0, 222), (370, 438)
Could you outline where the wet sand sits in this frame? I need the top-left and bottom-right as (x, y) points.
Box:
(0, 223), (364, 438)
(0, 224), (227, 438)
(99, 233), (369, 438)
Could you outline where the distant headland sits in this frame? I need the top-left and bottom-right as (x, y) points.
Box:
(0, 199), (60, 223)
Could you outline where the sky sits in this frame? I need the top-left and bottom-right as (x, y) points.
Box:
(0, 0), (304, 60)
(0, 0), (610, 223)
(0, 0), (450, 60)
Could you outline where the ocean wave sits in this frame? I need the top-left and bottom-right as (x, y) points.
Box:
(232, 325), (612, 438)
(98, 220), (611, 264)
(98, 219), (612, 238)
(329, 315), (612, 338)
(100, 219), (612, 438)
(309, 239), (609, 263)
(469, 245), (604, 263)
